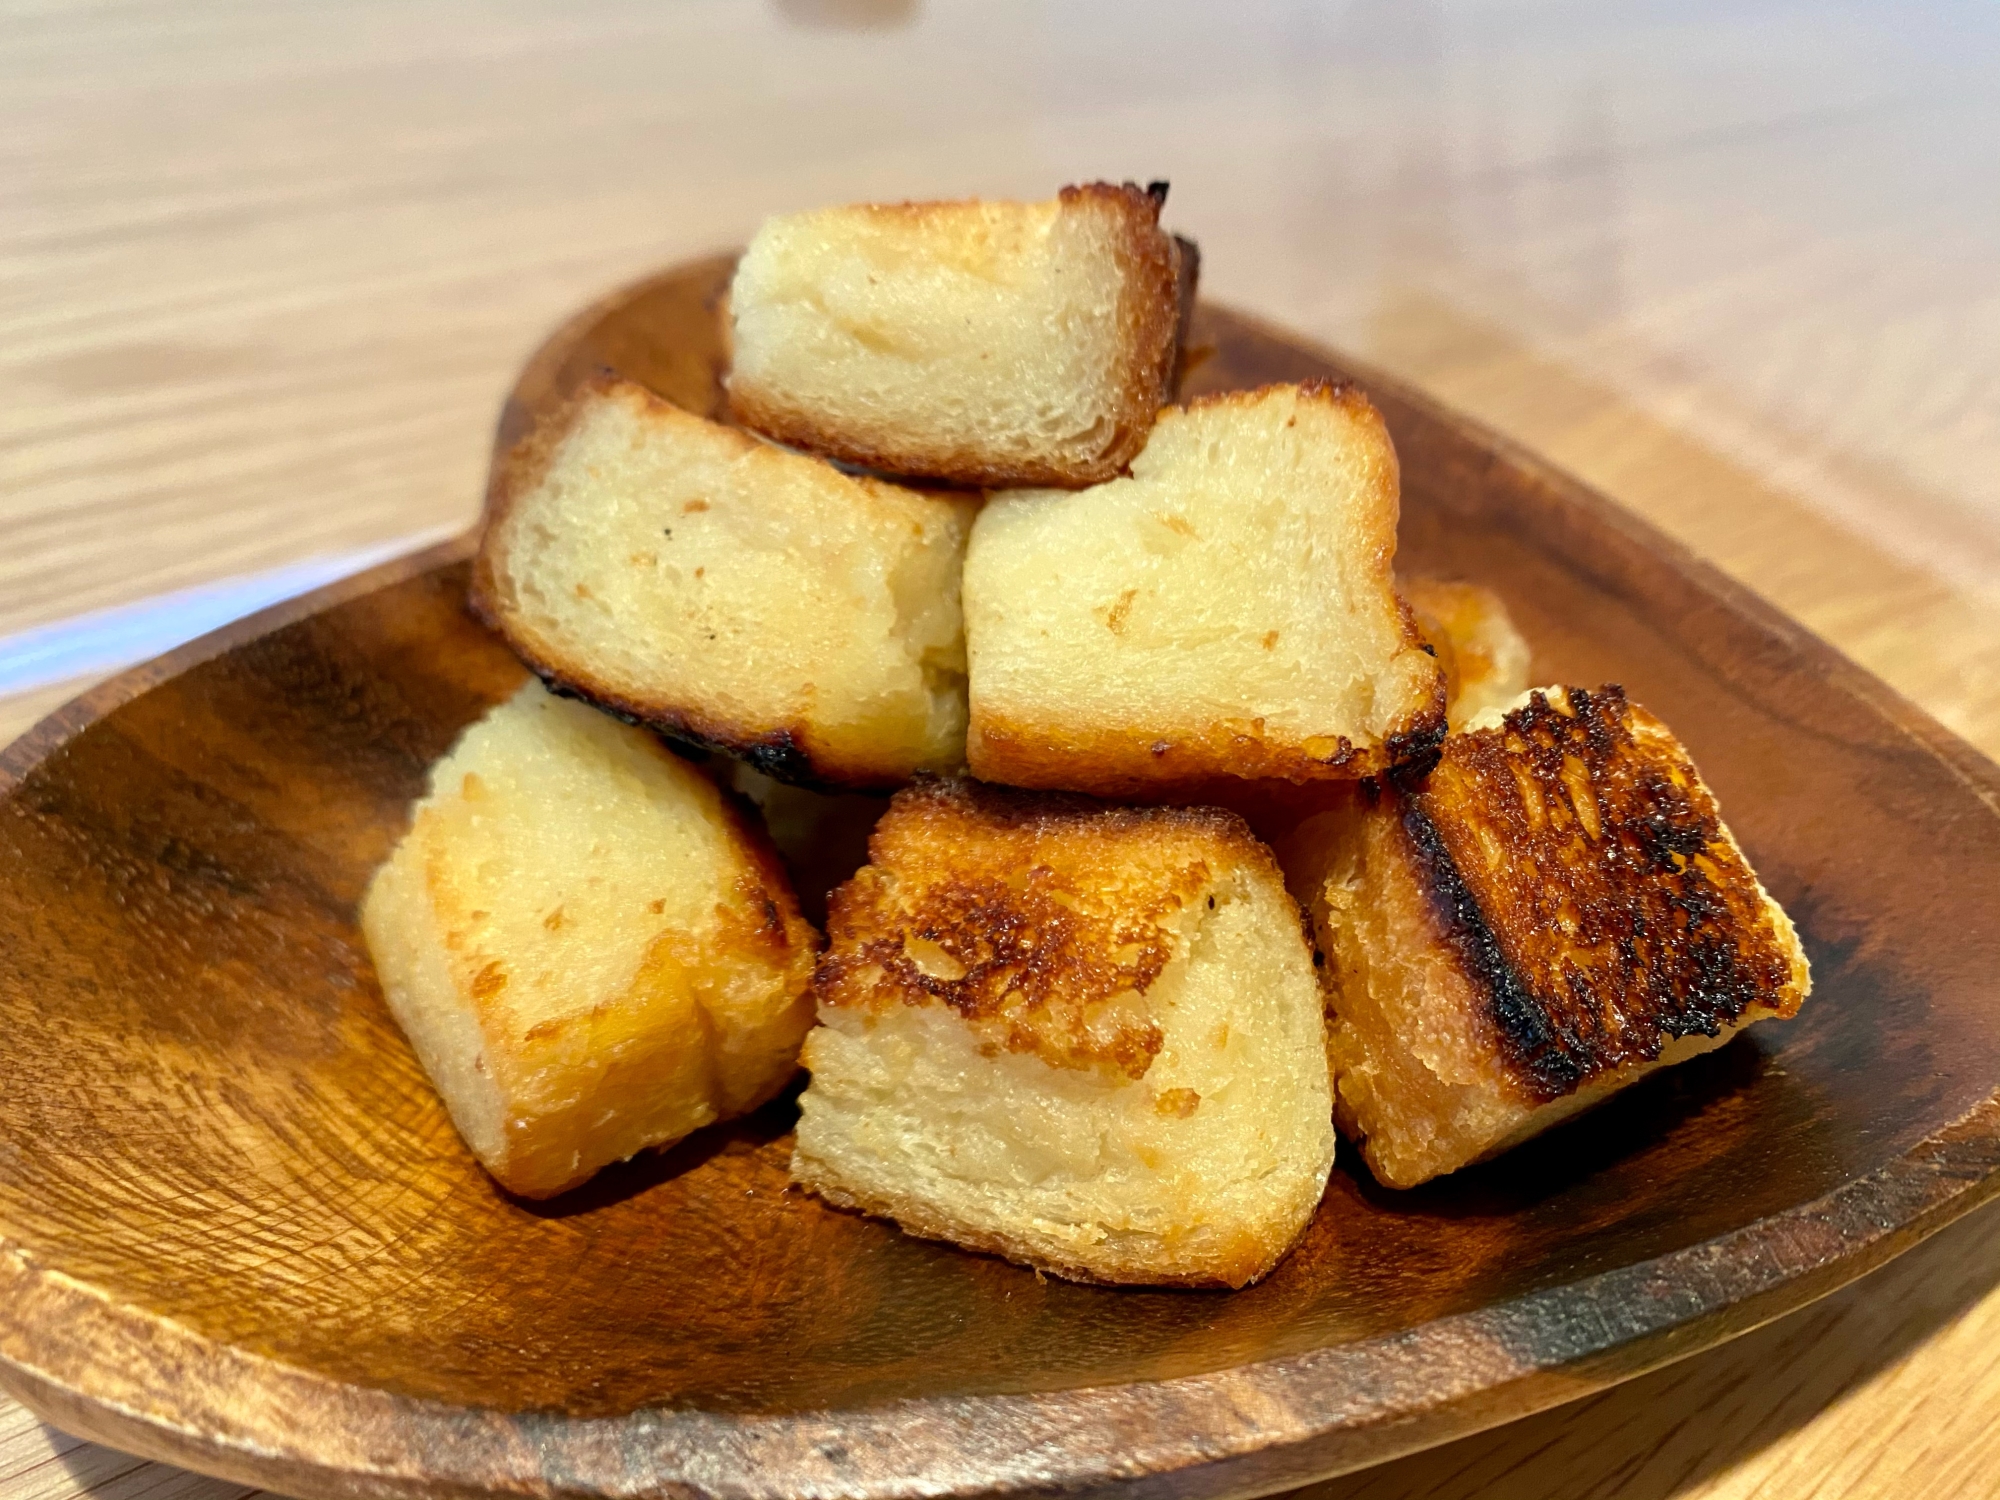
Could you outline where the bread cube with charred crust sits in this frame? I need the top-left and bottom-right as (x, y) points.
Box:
(361, 681), (819, 1198)
(1403, 576), (1533, 729)
(963, 383), (1446, 796)
(792, 777), (1335, 1288)
(472, 376), (977, 790)
(727, 182), (1196, 488)
(1275, 686), (1810, 1189)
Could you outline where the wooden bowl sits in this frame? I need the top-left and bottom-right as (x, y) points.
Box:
(3, 256), (1998, 1500)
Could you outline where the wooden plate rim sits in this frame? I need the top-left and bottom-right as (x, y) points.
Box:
(3, 271), (2000, 1500)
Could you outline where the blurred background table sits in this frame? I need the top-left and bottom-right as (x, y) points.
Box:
(4, 3), (1998, 1498)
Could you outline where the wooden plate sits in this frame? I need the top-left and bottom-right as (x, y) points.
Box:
(3, 256), (1999, 1500)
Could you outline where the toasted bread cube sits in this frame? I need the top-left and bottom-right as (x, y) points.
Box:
(361, 681), (819, 1198)
(963, 383), (1446, 796)
(472, 377), (977, 790)
(726, 182), (1195, 488)
(1275, 686), (1811, 1189)
(1403, 577), (1534, 729)
(793, 778), (1335, 1287)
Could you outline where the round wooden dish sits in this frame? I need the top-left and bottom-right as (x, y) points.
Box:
(2, 257), (1999, 1500)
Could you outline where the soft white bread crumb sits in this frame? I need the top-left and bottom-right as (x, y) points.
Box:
(1402, 576), (1533, 729)
(472, 376), (977, 790)
(1273, 685), (1811, 1189)
(727, 183), (1193, 487)
(361, 680), (819, 1198)
(963, 383), (1446, 796)
(792, 778), (1335, 1288)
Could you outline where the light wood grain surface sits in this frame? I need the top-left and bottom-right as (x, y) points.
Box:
(3, 2), (1997, 1498)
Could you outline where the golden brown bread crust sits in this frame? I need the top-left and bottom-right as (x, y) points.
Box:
(1397, 685), (1810, 1103)
(813, 776), (1282, 1080)
(968, 706), (1445, 798)
(470, 376), (941, 790)
(726, 182), (1190, 489)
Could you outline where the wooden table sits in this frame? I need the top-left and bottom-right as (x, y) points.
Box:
(4, 3), (1997, 1497)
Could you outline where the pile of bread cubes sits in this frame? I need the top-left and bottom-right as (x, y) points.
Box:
(362, 182), (1812, 1289)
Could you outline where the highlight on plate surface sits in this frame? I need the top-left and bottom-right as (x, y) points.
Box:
(362, 180), (1812, 1289)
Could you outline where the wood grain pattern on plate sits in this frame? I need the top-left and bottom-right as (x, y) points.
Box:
(0, 256), (1997, 1500)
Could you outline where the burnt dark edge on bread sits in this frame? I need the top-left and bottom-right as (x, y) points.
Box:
(464, 587), (861, 793)
(1399, 795), (1591, 1099)
(1383, 712), (1447, 779)
(1391, 685), (1786, 1103)
(534, 672), (840, 793)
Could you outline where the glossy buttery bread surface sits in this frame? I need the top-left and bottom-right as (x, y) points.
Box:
(727, 182), (1193, 487)
(793, 777), (1335, 1287)
(361, 680), (819, 1197)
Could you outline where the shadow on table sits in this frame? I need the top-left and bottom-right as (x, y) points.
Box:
(1292, 1191), (2000, 1500)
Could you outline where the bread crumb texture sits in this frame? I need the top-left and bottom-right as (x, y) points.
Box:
(794, 777), (1335, 1287)
(1278, 685), (1810, 1189)
(472, 376), (975, 789)
(964, 382), (1445, 794)
(361, 680), (819, 1198)
(727, 182), (1188, 487)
